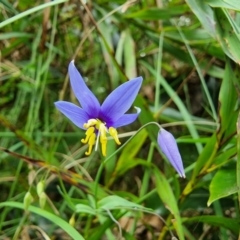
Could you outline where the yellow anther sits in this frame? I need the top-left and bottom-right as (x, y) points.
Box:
(83, 119), (98, 129)
(97, 123), (107, 156)
(81, 127), (95, 144)
(85, 133), (96, 155)
(109, 127), (121, 145)
(99, 123), (107, 138)
(100, 136), (107, 156)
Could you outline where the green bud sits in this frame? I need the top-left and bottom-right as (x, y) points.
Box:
(39, 192), (47, 209)
(36, 181), (45, 197)
(69, 214), (76, 227)
(23, 191), (33, 210)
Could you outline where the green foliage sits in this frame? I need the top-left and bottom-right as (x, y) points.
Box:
(208, 167), (237, 206)
(0, 0), (240, 239)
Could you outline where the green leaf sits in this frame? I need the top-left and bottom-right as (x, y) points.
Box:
(116, 158), (152, 177)
(183, 133), (218, 196)
(214, 8), (240, 63)
(218, 59), (238, 139)
(107, 129), (148, 187)
(237, 111), (240, 210)
(185, 0), (216, 37)
(98, 195), (150, 211)
(124, 5), (189, 20)
(116, 129), (147, 170)
(208, 168), (237, 206)
(164, 29), (213, 44)
(0, 201), (85, 240)
(153, 168), (185, 240)
(0, 0), (18, 14)
(0, 0), (68, 29)
(205, 0), (240, 10)
(75, 204), (96, 215)
(208, 146), (237, 171)
(123, 30), (137, 79)
(185, 215), (239, 234)
(0, 32), (33, 40)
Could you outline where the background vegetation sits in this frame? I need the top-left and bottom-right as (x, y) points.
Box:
(1, 0), (240, 239)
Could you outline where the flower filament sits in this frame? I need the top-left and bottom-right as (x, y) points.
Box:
(81, 119), (121, 156)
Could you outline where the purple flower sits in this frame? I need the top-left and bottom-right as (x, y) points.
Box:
(55, 61), (142, 156)
(158, 128), (185, 178)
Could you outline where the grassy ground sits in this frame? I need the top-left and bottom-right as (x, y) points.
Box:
(0, 0), (240, 239)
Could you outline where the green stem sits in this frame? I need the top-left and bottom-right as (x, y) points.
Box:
(139, 142), (155, 197)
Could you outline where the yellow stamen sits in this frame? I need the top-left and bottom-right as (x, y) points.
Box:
(109, 127), (121, 145)
(99, 123), (107, 156)
(85, 133), (96, 155)
(100, 137), (107, 156)
(81, 119), (121, 157)
(81, 127), (95, 144)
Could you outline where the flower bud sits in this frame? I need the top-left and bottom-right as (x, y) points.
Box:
(158, 128), (185, 178)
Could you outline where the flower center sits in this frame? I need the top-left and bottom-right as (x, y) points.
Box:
(81, 119), (121, 156)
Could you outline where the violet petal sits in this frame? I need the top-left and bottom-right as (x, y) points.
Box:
(68, 61), (100, 117)
(100, 77), (142, 123)
(110, 107), (141, 128)
(55, 101), (89, 129)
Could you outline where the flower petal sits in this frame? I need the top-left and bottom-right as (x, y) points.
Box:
(100, 77), (143, 123)
(110, 107), (141, 128)
(55, 101), (89, 129)
(68, 61), (100, 117)
(158, 128), (185, 178)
